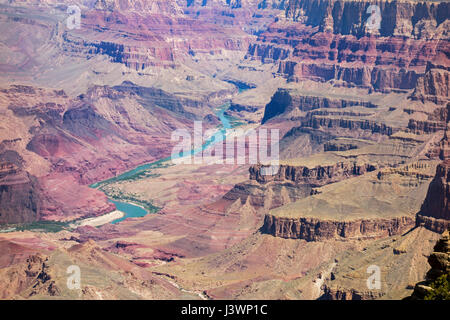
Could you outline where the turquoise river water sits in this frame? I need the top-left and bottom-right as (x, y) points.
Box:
(91, 101), (234, 224)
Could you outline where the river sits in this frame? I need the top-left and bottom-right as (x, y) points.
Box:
(91, 101), (235, 224)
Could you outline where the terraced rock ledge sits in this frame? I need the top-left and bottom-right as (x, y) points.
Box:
(261, 161), (438, 241)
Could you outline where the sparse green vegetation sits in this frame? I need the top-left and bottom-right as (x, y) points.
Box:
(91, 161), (172, 189)
(115, 170), (161, 183)
(425, 274), (450, 300)
(14, 221), (69, 233)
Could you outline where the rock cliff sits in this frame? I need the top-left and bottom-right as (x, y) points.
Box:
(410, 58), (450, 105)
(416, 160), (450, 233)
(249, 161), (376, 185)
(0, 151), (41, 224)
(248, 0), (450, 92)
(262, 214), (414, 241)
(262, 88), (378, 124)
(416, 99), (450, 233)
(408, 229), (450, 299)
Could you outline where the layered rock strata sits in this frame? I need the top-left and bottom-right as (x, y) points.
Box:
(262, 215), (414, 241)
(248, 0), (450, 92)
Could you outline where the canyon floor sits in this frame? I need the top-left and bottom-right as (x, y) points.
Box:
(0, 0), (449, 300)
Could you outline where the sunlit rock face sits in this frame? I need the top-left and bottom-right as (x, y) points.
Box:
(248, 0), (450, 92)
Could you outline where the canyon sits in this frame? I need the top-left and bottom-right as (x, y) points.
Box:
(0, 0), (448, 300)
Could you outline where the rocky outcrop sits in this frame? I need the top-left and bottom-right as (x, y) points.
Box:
(416, 160), (450, 233)
(223, 179), (313, 210)
(408, 229), (449, 300)
(427, 229), (450, 280)
(262, 88), (378, 124)
(261, 215), (415, 241)
(250, 162), (376, 185)
(112, 81), (200, 118)
(410, 59), (450, 105)
(324, 140), (358, 152)
(93, 0), (184, 15)
(303, 116), (394, 136)
(415, 98), (449, 233)
(186, 0), (286, 10)
(408, 119), (447, 134)
(26, 254), (60, 297)
(320, 287), (384, 300)
(261, 89), (293, 123)
(259, 160), (434, 242)
(0, 253), (60, 299)
(62, 33), (178, 70)
(0, 151), (41, 224)
(223, 160), (378, 218)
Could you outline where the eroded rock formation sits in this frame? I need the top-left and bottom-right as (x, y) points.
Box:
(0, 82), (217, 222)
(0, 151), (41, 224)
(417, 160), (450, 233)
(408, 229), (450, 299)
(249, 162), (376, 185)
(248, 0), (450, 92)
(262, 215), (415, 241)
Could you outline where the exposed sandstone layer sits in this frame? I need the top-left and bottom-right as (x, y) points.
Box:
(410, 58), (450, 105)
(259, 81), (447, 163)
(261, 83), (446, 134)
(408, 118), (447, 134)
(261, 161), (436, 241)
(60, 8), (252, 71)
(248, 0), (450, 92)
(302, 115), (395, 136)
(223, 179), (313, 211)
(262, 88), (378, 124)
(249, 161), (376, 185)
(262, 214), (414, 241)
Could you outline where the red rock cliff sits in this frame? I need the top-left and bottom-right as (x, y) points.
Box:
(248, 0), (450, 92)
